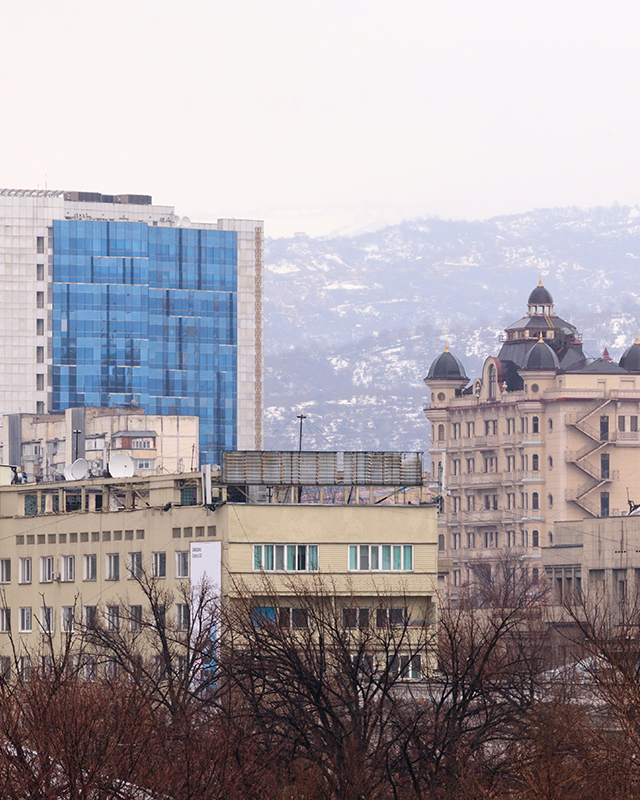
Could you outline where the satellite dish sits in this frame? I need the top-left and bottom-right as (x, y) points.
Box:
(181, 216), (191, 228)
(63, 465), (74, 481)
(109, 453), (135, 478)
(70, 458), (88, 480)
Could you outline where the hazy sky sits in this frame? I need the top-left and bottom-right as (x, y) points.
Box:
(1, 0), (640, 237)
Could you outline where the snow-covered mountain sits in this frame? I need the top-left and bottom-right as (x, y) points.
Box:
(263, 205), (640, 453)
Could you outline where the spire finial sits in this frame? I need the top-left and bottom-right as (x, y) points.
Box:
(538, 331), (544, 343)
(635, 332), (639, 345)
(444, 341), (450, 353)
(538, 275), (543, 287)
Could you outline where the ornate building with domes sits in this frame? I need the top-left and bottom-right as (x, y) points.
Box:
(424, 280), (640, 597)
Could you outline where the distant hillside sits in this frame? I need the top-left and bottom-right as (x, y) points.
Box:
(263, 205), (640, 453)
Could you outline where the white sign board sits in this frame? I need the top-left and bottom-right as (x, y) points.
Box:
(190, 541), (222, 597)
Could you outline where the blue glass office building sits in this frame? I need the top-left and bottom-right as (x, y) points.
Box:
(51, 220), (238, 464)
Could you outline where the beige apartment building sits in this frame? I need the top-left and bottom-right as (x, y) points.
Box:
(1, 406), (199, 481)
(424, 280), (640, 598)
(0, 451), (438, 677)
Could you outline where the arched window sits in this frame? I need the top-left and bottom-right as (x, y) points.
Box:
(548, 456), (553, 469)
(438, 534), (445, 552)
(532, 530), (539, 547)
(488, 364), (497, 399)
(437, 424), (445, 441)
(548, 418), (553, 431)
(548, 493), (553, 508)
(532, 416), (539, 434)
(532, 454), (539, 471)
(532, 492), (539, 510)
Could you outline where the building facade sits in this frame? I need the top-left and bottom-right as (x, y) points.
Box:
(424, 280), (640, 597)
(0, 456), (438, 676)
(0, 406), (199, 481)
(0, 189), (264, 462)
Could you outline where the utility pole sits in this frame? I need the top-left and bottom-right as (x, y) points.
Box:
(296, 414), (307, 503)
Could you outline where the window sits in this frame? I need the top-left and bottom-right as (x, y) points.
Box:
(342, 607), (370, 629)
(452, 532), (461, 550)
(618, 416), (626, 432)
(36, 318), (44, 335)
(134, 458), (155, 470)
(19, 656), (31, 682)
(36, 263), (44, 281)
(521, 492), (528, 509)
(176, 603), (190, 630)
(532, 454), (539, 471)
(632, 416), (638, 432)
(466, 495), (475, 511)
(437, 424), (445, 441)
(532, 416), (539, 434)
(438, 534), (445, 552)
(128, 552), (142, 579)
(176, 551), (189, 578)
(548, 418), (553, 431)
(0, 608), (10, 633)
(507, 493), (515, 510)
(106, 606), (119, 631)
(152, 552), (166, 578)
(520, 454), (529, 471)
(466, 458), (475, 474)
(129, 605), (143, 632)
(488, 364), (497, 399)
(548, 456), (553, 469)
(601, 453), (610, 480)
(532, 493), (539, 510)
(132, 439), (153, 449)
(19, 607), (32, 633)
(600, 492), (610, 518)
(452, 422), (461, 440)
(40, 606), (53, 634)
(484, 419), (498, 435)
(36, 236), (44, 253)
(61, 606), (74, 633)
(548, 493), (554, 508)
(40, 556), (54, 583)
(19, 558), (31, 584)
(83, 657), (97, 681)
(532, 530), (540, 547)
(506, 530), (515, 548)
(36, 401), (45, 414)
(483, 456), (497, 473)
(83, 606), (97, 629)
(452, 496), (460, 514)
(376, 607), (406, 628)
(466, 421), (475, 437)
(348, 544), (413, 571)
(36, 346), (44, 364)
(506, 418), (515, 434)
(106, 553), (120, 581)
(61, 555), (75, 582)
(83, 554), (96, 581)
(452, 459), (460, 476)
(180, 486), (198, 506)
(253, 544), (319, 572)
(506, 455), (515, 472)
(390, 654), (422, 680)
(0, 559), (10, 584)
(466, 531), (475, 548)
(36, 291), (44, 309)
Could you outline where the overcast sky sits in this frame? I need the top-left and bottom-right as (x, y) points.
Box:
(1, 0), (640, 237)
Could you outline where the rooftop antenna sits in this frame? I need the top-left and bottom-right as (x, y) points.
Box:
(296, 414), (307, 452)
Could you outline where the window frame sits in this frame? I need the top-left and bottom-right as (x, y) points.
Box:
(19, 607), (32, 633)
(348, 544), (413, 572)
(175, 551), (189, 579)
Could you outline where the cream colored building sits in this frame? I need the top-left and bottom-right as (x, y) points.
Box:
(0, 457), (438, 675)
(0, 406), (199, 480)
(424, 280), (640, 599)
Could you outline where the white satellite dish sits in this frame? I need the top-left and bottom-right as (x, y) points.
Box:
(180, 216), (191, 228)
(109, 453), (135, 478)
(70, 458), (88, 481)
(63, 465), (74, 481)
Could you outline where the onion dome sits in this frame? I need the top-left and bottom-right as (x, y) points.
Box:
(619, 334), (640, 373)
(528, 276), (554, 306)
(426, 343), (468, 380)
(522, 334), (560, 371)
